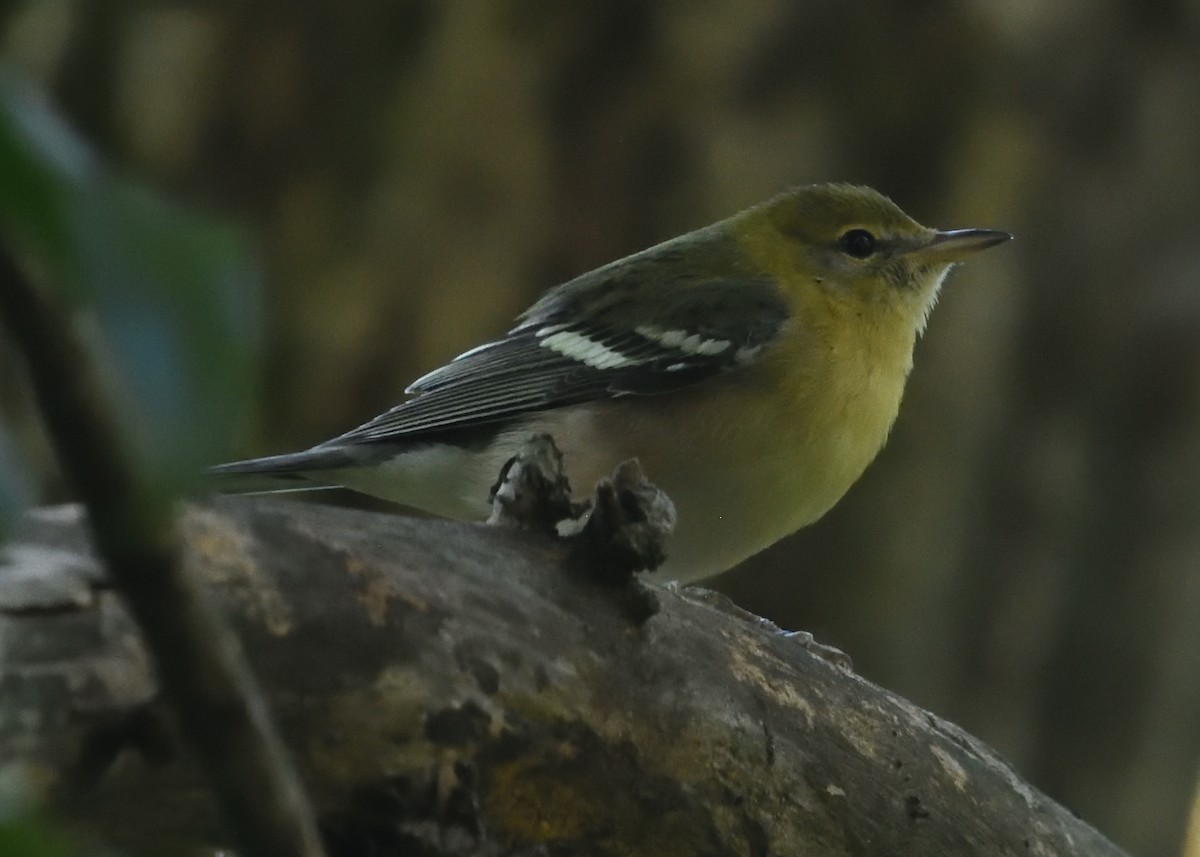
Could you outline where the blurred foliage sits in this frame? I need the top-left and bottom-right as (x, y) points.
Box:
(0, 63), (265, 857)
(0, 68), (261, 499)
(0, 771), (86, 857)
(0, 819), (78, 857)
(0, 422), (30, 538)
(0, 1), (1198, 856)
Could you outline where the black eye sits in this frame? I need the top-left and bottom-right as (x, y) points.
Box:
(839, 229), (876, 259)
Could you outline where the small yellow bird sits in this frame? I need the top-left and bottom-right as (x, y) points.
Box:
(213, 184), (1009, 581)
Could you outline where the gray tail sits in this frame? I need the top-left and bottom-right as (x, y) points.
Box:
(207, 447), (356, 494)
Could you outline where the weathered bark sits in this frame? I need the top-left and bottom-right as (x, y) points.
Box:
(0, 497), (1128, 857)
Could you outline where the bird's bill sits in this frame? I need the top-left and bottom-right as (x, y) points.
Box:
(913, 228), (1012, 263)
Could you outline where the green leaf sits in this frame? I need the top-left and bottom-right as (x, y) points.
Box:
(0, 69), (93, 271)
(0, 67), (261, 496)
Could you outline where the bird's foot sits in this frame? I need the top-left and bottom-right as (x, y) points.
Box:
(487, 435), (676, 623)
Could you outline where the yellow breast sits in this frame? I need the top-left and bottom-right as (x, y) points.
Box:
(519, 306), (915, 580)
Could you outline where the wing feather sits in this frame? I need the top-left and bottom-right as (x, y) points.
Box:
(326, 234), (790, 447)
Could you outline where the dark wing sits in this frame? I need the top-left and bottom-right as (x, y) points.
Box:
(322, 240), (790, 447)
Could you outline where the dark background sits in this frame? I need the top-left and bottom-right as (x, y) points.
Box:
(3, 2), (1198, 855)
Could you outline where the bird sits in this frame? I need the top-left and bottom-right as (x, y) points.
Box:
(211, 183), (1010, 582)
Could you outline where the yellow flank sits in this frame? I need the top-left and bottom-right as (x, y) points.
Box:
(218, 184), (1009, 582)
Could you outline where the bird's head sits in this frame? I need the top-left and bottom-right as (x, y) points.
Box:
(743, 183), (1010, 335)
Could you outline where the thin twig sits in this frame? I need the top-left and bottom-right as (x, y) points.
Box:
(0, 242), (326, 857)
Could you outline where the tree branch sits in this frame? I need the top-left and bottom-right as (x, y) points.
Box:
(0, 495), (1130, 857)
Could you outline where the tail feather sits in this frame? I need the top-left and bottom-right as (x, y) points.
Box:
(207, 447), (357, 494)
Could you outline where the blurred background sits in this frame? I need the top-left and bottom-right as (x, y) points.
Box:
(2, 1), (1198, 855)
